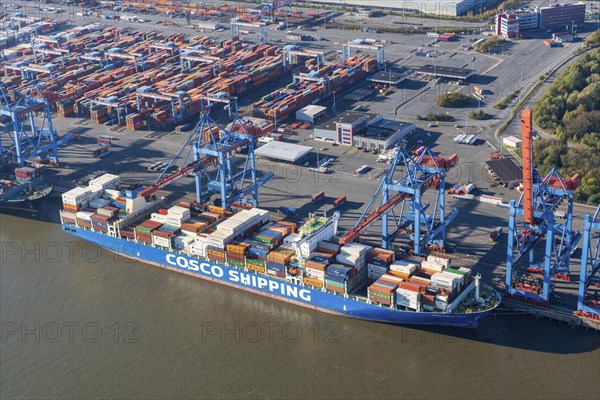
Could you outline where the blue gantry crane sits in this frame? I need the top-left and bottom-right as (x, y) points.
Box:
(0, 81), (69, 168)
(138, 109), (272, 210)
(505, 110), (580, 304)
(578, 205), (600, 317)
(339, 146), (458, 255)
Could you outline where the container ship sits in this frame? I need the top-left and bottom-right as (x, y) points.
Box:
(0, 166), (53, 212)
(59, 174), (500, 328)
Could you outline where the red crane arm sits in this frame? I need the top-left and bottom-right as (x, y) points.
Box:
(338, 193), (410, 245)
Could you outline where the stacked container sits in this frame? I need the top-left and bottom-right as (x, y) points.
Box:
(304, 255), (329, 287)
(368, 279), (398, 306)
(431, 272), (461, 292)
(325, 264), (352, 294)
(62, 186), (96, 211)
(226, 243), (249, 269)
(135, 220), (163, 244)
(89, 173), (120, 191)
(166, 205), (191, 227)
(396, 281), (422, 310)
(336, 243), (372, 272)
(389, 259), (418, 280)
(266, 248), (295, 278)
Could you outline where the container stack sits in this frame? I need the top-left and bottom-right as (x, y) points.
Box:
(325, 264), (352, 293)
(396, 281), (422, 311)
(304, 254), (330, 288)
(336, 243), (372, 272)
(226, 243), (249, 269)
(15, 167), (41, 183)
(366, 248), (394, 281)
(368, 279), (398, 306)
(135, 220), (163, 244)
(431, 271), (461, 292)
(166, 205), (191, 227)
(266, 248), (295, 278)
(62, 186), (96, 212)
(89, 173), (120, 191)
(389, 259), (418, 280)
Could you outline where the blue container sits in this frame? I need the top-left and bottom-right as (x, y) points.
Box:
(324, 273), (346, 284)
(267, 262), (286, 271)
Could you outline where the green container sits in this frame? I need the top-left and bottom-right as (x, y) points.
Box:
(325, 280), (344, 288)
(228, 259), (244, 268)
(444, 268), (467, 276)
(247, 259), (265, 268)
(369, 291), (392, 301)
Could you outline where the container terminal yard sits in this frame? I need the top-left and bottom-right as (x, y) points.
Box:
(1, 2), (600, 330)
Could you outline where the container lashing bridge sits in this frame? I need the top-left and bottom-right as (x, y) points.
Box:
(505, 109), (580, 304)
(339, 146), (458, 255)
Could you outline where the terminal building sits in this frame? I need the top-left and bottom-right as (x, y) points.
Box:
(495, 3), (585, 37)
(314, 112), (415, 150)
(303, 0), (490, 16)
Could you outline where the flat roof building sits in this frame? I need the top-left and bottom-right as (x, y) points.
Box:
(255, 141), (312, 163)
(302, 0), (491, 16)
(485, 158), (522, 187)
(538, 2), (586, 28)
(295, 105), (327, 123)
(353, 119), (416, 150)
(367, 70), (408, 85)
(314, 112), (415, 149)
(417, 65), (474, 80)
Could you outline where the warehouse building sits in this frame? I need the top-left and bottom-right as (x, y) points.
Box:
(314, 112), (415, 149)
(485, 159), (522, 188)
(303, 0), (489, 16)
(295, 105), (327, 123)
(255, 141), (312, 163)
(417, 65), (474, 81)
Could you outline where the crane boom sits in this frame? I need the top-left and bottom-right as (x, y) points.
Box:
(339, 193), (410, 245)
(522, 109), (534, 224)
(137, 156), (217, 198)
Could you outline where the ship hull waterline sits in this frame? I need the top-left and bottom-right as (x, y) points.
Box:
(63, 225), (496, 328)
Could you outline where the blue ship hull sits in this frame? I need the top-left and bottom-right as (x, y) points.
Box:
(62, 224), (494, 328)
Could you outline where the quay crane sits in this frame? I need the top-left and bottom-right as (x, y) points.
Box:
(339, 146), (458, 255)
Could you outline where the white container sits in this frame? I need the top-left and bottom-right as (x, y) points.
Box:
(390, 261), (417, 275)
(305, 268), (325, 280)
(427, 254), (451, 268)
(151, 213), (168, 223)
(174, 235), (195, 250)
(76, 211), (95, 220)
(421, 259), (444, 272)
(153, 236), (171, 248)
